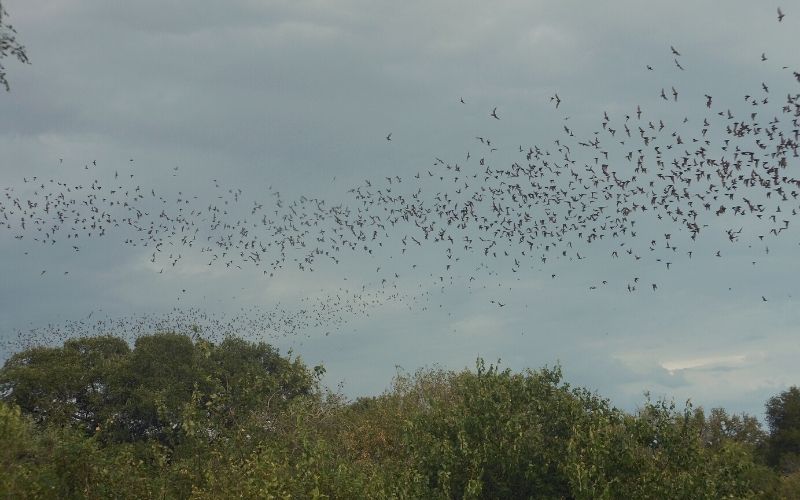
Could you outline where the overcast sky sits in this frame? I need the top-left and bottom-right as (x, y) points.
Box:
(1, 0), (799, 419)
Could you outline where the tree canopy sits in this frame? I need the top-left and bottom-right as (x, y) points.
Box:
(2, 333), (799, 497)
(0, 333), (319, 446)
(765, 386), (800, 472)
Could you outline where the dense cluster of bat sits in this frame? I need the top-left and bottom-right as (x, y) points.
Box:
(1, 7), (797, 345)
(7, 282), (420, 349)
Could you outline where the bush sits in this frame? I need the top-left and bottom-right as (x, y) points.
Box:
(0, 337), (789, 498)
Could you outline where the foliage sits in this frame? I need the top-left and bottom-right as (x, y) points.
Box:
(402, 361), (581, 498)
(699, 406), (768, 451)
(1, 334), (798, 498)
(0, 332), (319, 447)
(765, 386), (800, 472)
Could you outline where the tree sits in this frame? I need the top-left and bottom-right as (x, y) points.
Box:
(403, 361), (591, 498)
(0, 332), (321, 447)
(698, 407), (767, 451)
(766, 386), (800, 472)
(0, 335), (129, 429)
(0, 347), (785, 498)
(0, 0), (30, 91)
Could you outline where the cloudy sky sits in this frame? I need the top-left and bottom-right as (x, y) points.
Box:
(1, 0), (799, 419)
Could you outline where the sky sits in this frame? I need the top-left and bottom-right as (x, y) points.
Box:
(1, 0), (799, 419)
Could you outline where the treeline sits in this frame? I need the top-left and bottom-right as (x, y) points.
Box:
(1, 333), (799, 498)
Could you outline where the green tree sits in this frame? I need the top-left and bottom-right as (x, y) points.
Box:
(0, 341), (787, 498)
(698, 407), (767, 452)
(567, 398), (777, 499)
(0, 332), (320, 447)
(0, 0), (30, 91)
(402, 361), (588, 499)
(200, 336), (320, 430)
(766, 386), (800, 472)
(0, 335), (129, 430)
(393, 362), (775, 499)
